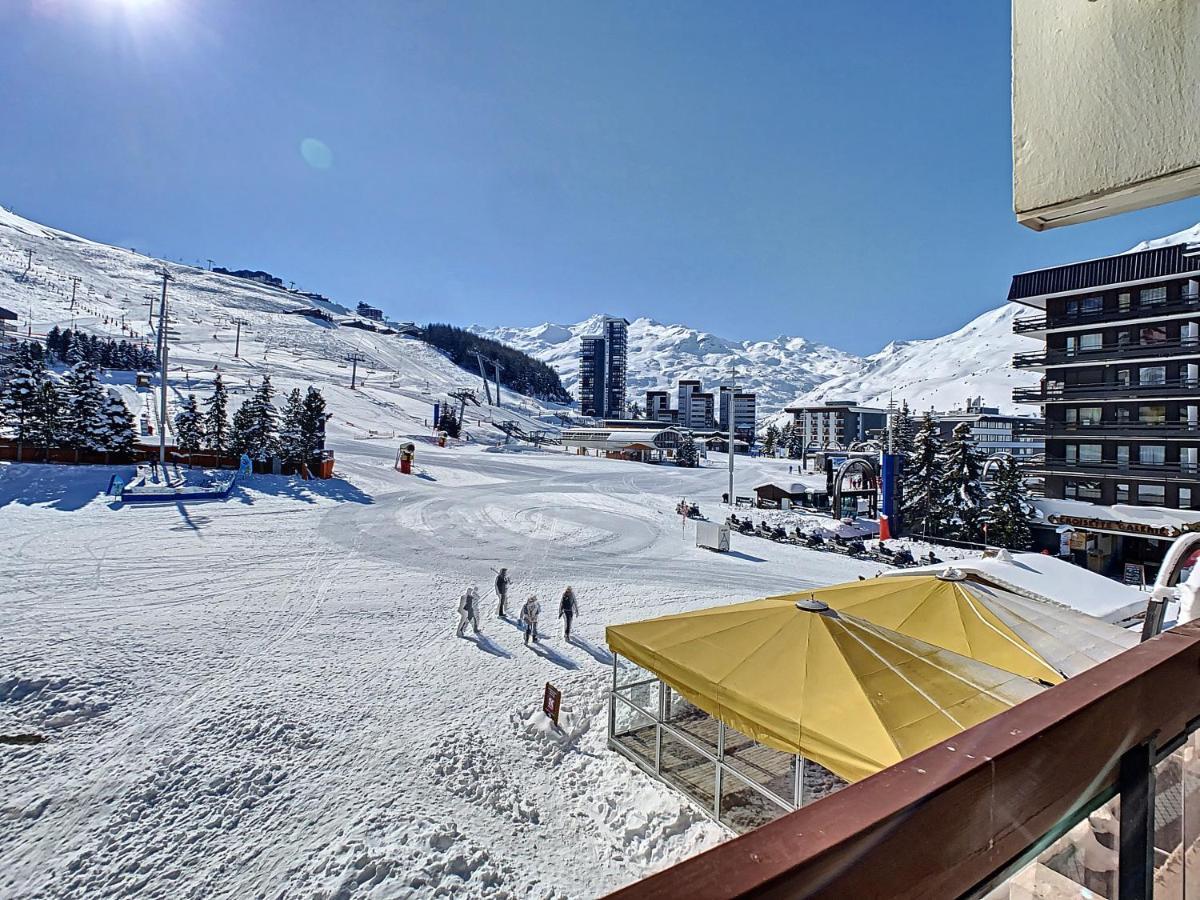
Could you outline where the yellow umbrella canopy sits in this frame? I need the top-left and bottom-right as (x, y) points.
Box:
(778, 575), (1066, 686)
(606, 597), (1044, 784)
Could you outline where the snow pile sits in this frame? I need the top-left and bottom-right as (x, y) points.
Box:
(1126, 221), (1200, 253)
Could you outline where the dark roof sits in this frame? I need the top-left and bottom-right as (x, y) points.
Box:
(0, 306), (17, 321)
(1008, 242), (1200, 302)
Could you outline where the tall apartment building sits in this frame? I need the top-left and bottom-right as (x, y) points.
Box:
(1009, 241), (1200, 576)
(645, 390), (673, 422)
(687, 392), (715, 430)
(676, 380), (701, 426)
(933, 402), (1043, 460)
(718, 387), (758, 439)
(579, 316), (630, 419)
(785, 401), (889, 449)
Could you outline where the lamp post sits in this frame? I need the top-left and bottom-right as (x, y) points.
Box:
(157, 269), (172, 466)
(726, 372), (737, 505)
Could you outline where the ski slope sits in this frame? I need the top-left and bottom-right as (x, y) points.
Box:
(0, 443), (889, 899)
(0, 205), (568, 447)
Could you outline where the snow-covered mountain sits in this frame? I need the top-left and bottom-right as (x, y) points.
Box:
(474, 315), (861, 415)
(790, 304), (1039, 416)
(475, 304), (1038, 418)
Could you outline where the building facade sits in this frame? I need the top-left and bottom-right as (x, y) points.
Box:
(933, 402), (1044, 460)
(687, 392), (715, 430)
(676, 380), (701, 426)
(718, 387), (758, 439)
(785, 401), (889, 449)
(356, 302), (383, 321)
(579, 316), (629, 419)
(645, 390), (673, 422)
(1009, 240), (1200, 577)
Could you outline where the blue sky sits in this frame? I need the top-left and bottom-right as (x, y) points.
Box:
(4, 0), (1200, 354)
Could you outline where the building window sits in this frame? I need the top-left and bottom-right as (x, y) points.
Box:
(1140, 325), (1168, 345)
(1114, 407), (1131, 424)
(1117, 445), (1130, 468)
(1139, 445), (1166, 466)
(1183, 321), (1199, 346)
(1183, 447), (1199, 474)
(1140, 286), (1167, 307)
(1140, 405), (1167, 424)
(1186, 280), (1200, 301)
(1065, 444), (1077, 465)
(1140, 366), (1167, 386)
(1119, 292), (1132, 312)
(1182, 487), (1195, 509)
(1116, 483), (1131, 502)
(1067, 481), (1103, 501)
(1079, 444), (1103, 464)
(1137, 484), (1166, 506)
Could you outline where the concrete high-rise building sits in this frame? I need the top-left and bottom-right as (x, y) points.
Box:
(687, 392), (715, 430)
(579, 316), (629, 419)
(719, 387), (758, 439)
(677, 380), (701, 427)
(645, 390), (673, 422)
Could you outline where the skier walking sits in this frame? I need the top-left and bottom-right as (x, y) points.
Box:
(520, 595), (541, 645)
(559, 586), (579, 641)
(495, 567), (510, 618)
(457, 586), (482, 637)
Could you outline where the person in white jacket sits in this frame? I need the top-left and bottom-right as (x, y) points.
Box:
(457, 586), (481, 637)
(520, 595), (541, 645)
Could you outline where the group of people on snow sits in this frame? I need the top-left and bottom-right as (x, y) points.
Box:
(457, 571), (580, 647)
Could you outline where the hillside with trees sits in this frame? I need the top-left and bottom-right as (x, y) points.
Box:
(421, 323), (571, 403)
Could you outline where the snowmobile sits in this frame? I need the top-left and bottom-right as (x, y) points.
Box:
(892, 548), (916, 567)
(676, 501), (705, 520)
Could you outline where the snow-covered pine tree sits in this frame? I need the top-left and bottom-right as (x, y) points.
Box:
(985, 456), (1033, 550)
(1, 344), (46, 457)
(901, 412), (947, 538)
(675, 432), (700, 468)
(299, 386), (327, 463)
(890, 400), (915, 457)
(203, 374), (230, 456)
(762, 424), (779, 456)
(45, 325), (62, 359)
(234, 375), (279, 461)
(942, 421), (987, 543)
(103, 393), (136, 458)
(61, 360), (109, 458)
(30, 380), (64, 458)
(174, 394), (205, 464)
(278, 388), (305, 467)
(786, 424), (804, 460)
(228, 397), (256, 457)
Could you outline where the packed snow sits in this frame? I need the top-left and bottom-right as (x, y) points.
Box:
(0, 206), (900, 898)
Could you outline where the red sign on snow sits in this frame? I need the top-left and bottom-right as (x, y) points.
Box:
(543, 682), (561, 725)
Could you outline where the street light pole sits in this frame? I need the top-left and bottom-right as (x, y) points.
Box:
(727, 372), (737, 506)
(157, 269), (172, 466)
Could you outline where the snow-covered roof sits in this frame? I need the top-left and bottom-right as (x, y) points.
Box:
(1032, 498), (1200, 539)
(883, 552), (1146, 624)
(753, 479), (825, 495)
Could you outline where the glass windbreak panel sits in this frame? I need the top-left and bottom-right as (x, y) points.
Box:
(997, 800), (1120, 898)
(721, 724), (796, 801)
(1141, 366), (1168, 386)
(1150, 731), (1200, 898)
(615, 655), (655, 688)
(611, 698), (657, 770)
(1142, 286), (1168, 306)
(659, 731), (716, 810)
(1142, 405), (1168, 424)
(663, 687), (718, 754)
(719, 768), (790, 835)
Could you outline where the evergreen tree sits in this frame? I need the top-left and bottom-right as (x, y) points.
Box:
(61, 360), (109, 457)
(203, 374), (230, 456)
(901, 413), (948, 537)
(762, 423), (780, 456)
(675, 432), (699, 468)
(103, 394), (136, 457)
(985, 456), (1033, 550)
(1, 344), (46, 455)
(942, 421), (987, 543)
(30, 380), (64, 457)
(228, 398), (256, 457)
(786, 424), (805, 460)
(278, 388), (305, 466)
(890, 400), (915, 457)
(174, 394), (205, 463)
(299, 386), (327, 462)
(45, 325), (62, 358)
(628, 401), (642, 420)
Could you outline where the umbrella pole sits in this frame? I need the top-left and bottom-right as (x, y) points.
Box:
(794, 755), (804, 809)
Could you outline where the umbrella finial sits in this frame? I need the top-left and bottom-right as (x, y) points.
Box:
(795, 599), (830, 612)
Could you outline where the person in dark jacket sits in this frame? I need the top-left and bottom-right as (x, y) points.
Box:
(559, 586), (579, 641)
(495, 567), (510, 618)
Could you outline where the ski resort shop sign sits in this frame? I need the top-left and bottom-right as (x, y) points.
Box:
(543, 683), (561, 726)
(1047, 513), (1199, 540)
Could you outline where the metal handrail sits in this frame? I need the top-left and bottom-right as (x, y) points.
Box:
(1014, 337), (1200, 368)
(1011, 295), (1200, 334)
(1014, 379), (1200, 402)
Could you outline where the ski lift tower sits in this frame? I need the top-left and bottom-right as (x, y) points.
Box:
(472, 351), (494, 405)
